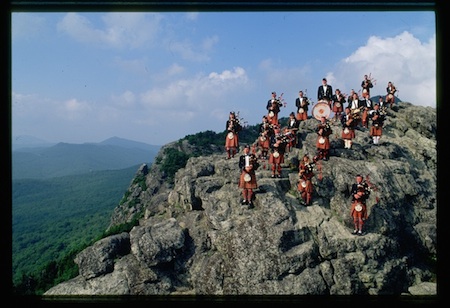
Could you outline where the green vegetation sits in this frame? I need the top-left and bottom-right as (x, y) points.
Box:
(156, 124), (261, 184)
(12, 124), (263, 295)
(158, 147), (190, 183)
(12, 165), (140, 294)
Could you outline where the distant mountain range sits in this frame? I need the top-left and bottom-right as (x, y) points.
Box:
(12, 136), (161, 179)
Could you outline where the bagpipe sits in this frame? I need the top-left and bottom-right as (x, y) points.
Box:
(268, 92), (286, 118)
(350, 107), (362, 120)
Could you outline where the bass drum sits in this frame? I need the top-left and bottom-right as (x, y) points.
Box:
(312, 100), (331, 120)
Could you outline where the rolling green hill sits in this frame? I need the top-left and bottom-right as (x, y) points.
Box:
(12, 137), (160, 179)
(12, 165), (141, 286)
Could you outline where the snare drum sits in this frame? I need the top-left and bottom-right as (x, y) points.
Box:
(318, 137), (325, 144)
(355, 203), (363, 212)
(227, 132), (234, 139)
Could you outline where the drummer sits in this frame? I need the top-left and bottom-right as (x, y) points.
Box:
(225, 111), (242, 159)
(317, 78), (333, 105)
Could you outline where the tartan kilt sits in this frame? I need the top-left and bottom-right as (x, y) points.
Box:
(316, 136), (330, 149)
(297, 178), (313, 193)
(238, 170), (257, 189)
(332, 103), (343, 113)
(269, 152), (284, 164)
(225, 132), (239, 148)
(258, 136), (270, 149)
(341, 127), (355, 139)
(370, 125), (383, 136)
(350, 201), (367, 219)
(296, 110), (307, 121)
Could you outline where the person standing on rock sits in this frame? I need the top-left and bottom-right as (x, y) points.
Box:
(258, 115), (273, 160)
(368, 103), (386, 145)
(297, 154), (315, 206)
(225, 111), (242, 159)
(361, 74), (374, 98)
(295, 90), (309, 121)
(350, 174), (370, 235)
(268, 125), (288, 178)
(266, 91), (283, 126)
(285, 112), (300, 151)
(331, 88), (346, 122)
(317, 77), (333, 104)
(341, 107), (357, 149)
(386, 81), (397, 108)
(314, 116), (333, 162)
(238, 144), (259, 208)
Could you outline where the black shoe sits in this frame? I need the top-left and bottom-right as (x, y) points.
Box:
(277, 174), (281, 178)
(248, 202), (254, 209)
(271, 174), (275, 178)
(352, 229), (358, 235)
(357, 230), (363, 236)
(241, 199), (248, 205)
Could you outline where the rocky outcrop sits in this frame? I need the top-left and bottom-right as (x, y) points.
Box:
(44, 102), (437, 296)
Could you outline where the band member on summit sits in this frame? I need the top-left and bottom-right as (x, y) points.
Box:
(361, 74), (374, 97)
(386, 81), (397, 108)
(317, 78), (333, 104)
(369, 103), (386, 145)
(314, 116), (333, 161)
(349, 175), (370, 235)
(258, 115), (273, 160)
(341, 107), (357, 149)
(269, 125), (288, 178)
(349, 92), (364, 127)
(238, 144), (259, 208)
(285, 112), (300, 151)
(266, 91), (283, 126)
(331, 88), (345, 122)
(295, 90), (309, 121)
(360, 94), (374, 129)
(347, 89), (356, 109)
(225, 111), (242, 159)
(297, 154), (315, 206)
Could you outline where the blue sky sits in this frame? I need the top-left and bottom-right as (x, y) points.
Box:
(11, 11), (436, 146)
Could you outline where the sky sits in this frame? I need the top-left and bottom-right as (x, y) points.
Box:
(11, 10), (436, 146)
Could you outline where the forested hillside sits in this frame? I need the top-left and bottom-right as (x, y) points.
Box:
(12, 165), (141, 287)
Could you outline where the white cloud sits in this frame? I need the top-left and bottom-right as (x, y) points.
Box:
(57, 12), (163, 49)
(140, 66), (248, 111)
(57, 98), (92, 120)
(334, 31), (436, 107)
(110, 90), (136, 108)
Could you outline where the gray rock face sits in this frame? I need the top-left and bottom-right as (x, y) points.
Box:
(44, 102), (436, 297)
